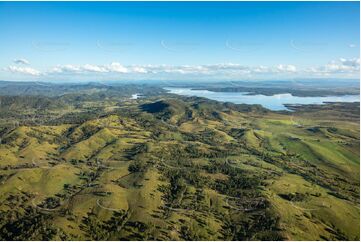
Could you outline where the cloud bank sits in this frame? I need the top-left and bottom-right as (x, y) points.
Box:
(306, 58), (360, 75)
(6, 66), (41, 76)
(3, 58), (359, 80)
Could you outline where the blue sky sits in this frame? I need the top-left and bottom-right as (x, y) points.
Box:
(0, 1), (359, 81)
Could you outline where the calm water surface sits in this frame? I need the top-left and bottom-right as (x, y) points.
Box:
(165, 87), (360, 111)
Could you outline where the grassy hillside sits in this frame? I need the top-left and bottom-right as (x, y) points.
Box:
(0, 90), (359, 240)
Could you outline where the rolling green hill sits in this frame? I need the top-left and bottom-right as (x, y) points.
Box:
(0, 87), (359, 240)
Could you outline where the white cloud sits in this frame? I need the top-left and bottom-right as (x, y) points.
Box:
(82, 64), (108, 73)
(3, 62), (301, 78)
(48, 62), (128, 74)
(108, 62), (128, 73)
(276, 64), (297, 72)
(152, 65), (210, 74)
(6, 66), (41, 76)
(4, 58), (359, 79)
(349, 44), (356, 48)
(253, 65), (272, 73)
(13, 58), (30, 65)
(43, 62), (299, 76)
(138, 63), (275, 75)
(307, 58), (360, 75)
(131, 66), (148, 73)
(50, 65), (81, 73)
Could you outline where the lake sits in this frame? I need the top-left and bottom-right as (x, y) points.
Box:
(165, 87), (360, 111)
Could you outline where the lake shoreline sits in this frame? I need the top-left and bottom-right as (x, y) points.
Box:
(164, 87), (360, 111)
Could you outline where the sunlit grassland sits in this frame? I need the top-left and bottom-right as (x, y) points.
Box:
(0, 96), (358, 240)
